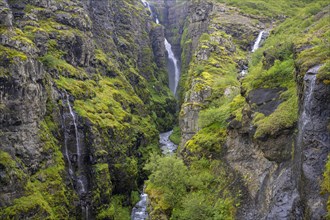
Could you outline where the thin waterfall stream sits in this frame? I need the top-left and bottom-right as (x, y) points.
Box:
(131, 1), (179, 219)
(63, 93), (89, 220)
(240, 30), (266, 77)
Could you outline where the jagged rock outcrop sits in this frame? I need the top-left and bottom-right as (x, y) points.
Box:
(170, 0), (329, 219)
(0, 0), (176, 218)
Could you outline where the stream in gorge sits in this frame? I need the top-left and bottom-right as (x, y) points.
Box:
(131, 1), (179, 219)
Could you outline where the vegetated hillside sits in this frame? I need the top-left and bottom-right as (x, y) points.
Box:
(0, 0), (329, 219)
(0, 0), (176, 219)
(145, 0), (329, 219)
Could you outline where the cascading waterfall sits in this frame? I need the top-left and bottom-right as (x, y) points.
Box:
(164, 39), (180, 95)
(252, 30), (265, 52)
(131, 2), (179, 219)
(63, 93), (89, 220)
(240, 30), (265, 77)
(301, 74), (316, 130)
(66, 94), (86, 195)
(143, 0), (180, 95)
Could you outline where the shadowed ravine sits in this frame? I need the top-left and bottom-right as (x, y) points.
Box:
(131, 1), (179, 219)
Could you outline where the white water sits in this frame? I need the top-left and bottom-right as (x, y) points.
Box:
(65, 94), (89, 219)
(131, 193), (149, 220)
(301, 74), (316, 130)
(252, 30), (264, 52)
(132, 2), (180, 219)
(63, 95), (74, 178)
(140, 0), (180, 95)
(67, 95), (81, 160)
(159, 130), (178, 154)
(240, 30), (265, 76)
(165, 39), (180, 95)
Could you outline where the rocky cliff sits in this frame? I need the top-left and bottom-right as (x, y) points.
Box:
(0, 0), (176, 218)
(0, 0), (329, 219)
(140, 0), (330, 219)
(169, 0), (329, 219)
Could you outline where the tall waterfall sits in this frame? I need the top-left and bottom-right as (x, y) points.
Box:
(131, 2), (180, 219)
(63, 93), (89, 220)
(141, 0), (180, 95)
(164, 39), (180, 95)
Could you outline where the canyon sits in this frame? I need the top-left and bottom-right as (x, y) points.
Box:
(0, 0), (329, 219)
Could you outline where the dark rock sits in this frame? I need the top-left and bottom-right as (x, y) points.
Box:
(248, 88), (285, 116)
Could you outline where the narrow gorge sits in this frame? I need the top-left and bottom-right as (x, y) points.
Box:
(0, 0), (329, 219)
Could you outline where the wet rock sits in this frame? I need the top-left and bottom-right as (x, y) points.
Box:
(248, 88), (285, 116)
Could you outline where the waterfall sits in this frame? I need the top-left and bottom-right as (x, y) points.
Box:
(252, 30), (265, 52)
(66, 94), (87, 195)
(301, 74), (316, 131)
(132, 2), (181, 219)
(63, 93), (89, 219)
(140, 0), (180, 95)
(164, 39), (180, 95)
(240, 30), (265, 77)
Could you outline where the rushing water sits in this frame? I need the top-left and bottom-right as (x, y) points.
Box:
(141, 0), (180, 95)
(64, 94), (89, 219)
(165, 39), (180, 95)
(131, 192), (149, 220)
(131, 2), (180, 219)
(159, 130), (178, 154)
(240, 30), (265, 77)
(252, 30), (265, 52)
(301, 74), (316, 130)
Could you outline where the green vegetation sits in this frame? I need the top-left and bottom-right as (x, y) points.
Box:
(242, 0), (329, 137)
(216, 0), (328, 18)
(145, 154), (237, 219)
(1, 106), (75, 219)
(96, 195), (131, 220)
(169, 125), (181, 145)
(174, 2), (329, 219)
(322, 156), (330, 218)
(0, 45), (27, 63)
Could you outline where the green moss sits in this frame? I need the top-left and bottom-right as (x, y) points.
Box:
(0, 150), (25, 185)
(1, 193), (55, 219)
(95, 49), (108, 64)
(199, 33), (211, 42)
(40, 54), (87, 78)
(96, 195), (130, 220)
(93, 163), (112, 212)
(254, 89), (298, 138)
(215, 0), (328, 18)
(321, 156), (330, 218)
(0, 45), (27, 63)
(185, 123), (227, 156)
(169, 126), (181, 145)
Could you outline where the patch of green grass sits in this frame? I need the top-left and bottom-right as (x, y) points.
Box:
(322, 156), (330, 218)
(0, 45), (27, 63)
(40, 54), (87, 78)
(253, 88), (298, 138)
(169, 125), (181, 145)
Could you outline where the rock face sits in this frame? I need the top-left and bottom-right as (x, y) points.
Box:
(0, 0), (176, 218)
(168, 0), (329, 219)
(175, 1), (260, 147)
(298, 66), (330, 218)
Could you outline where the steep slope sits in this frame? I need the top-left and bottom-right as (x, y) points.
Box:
(145, 0), (329, 219)
(0, 0), (176, 219)
(0, 0), (329, 219)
